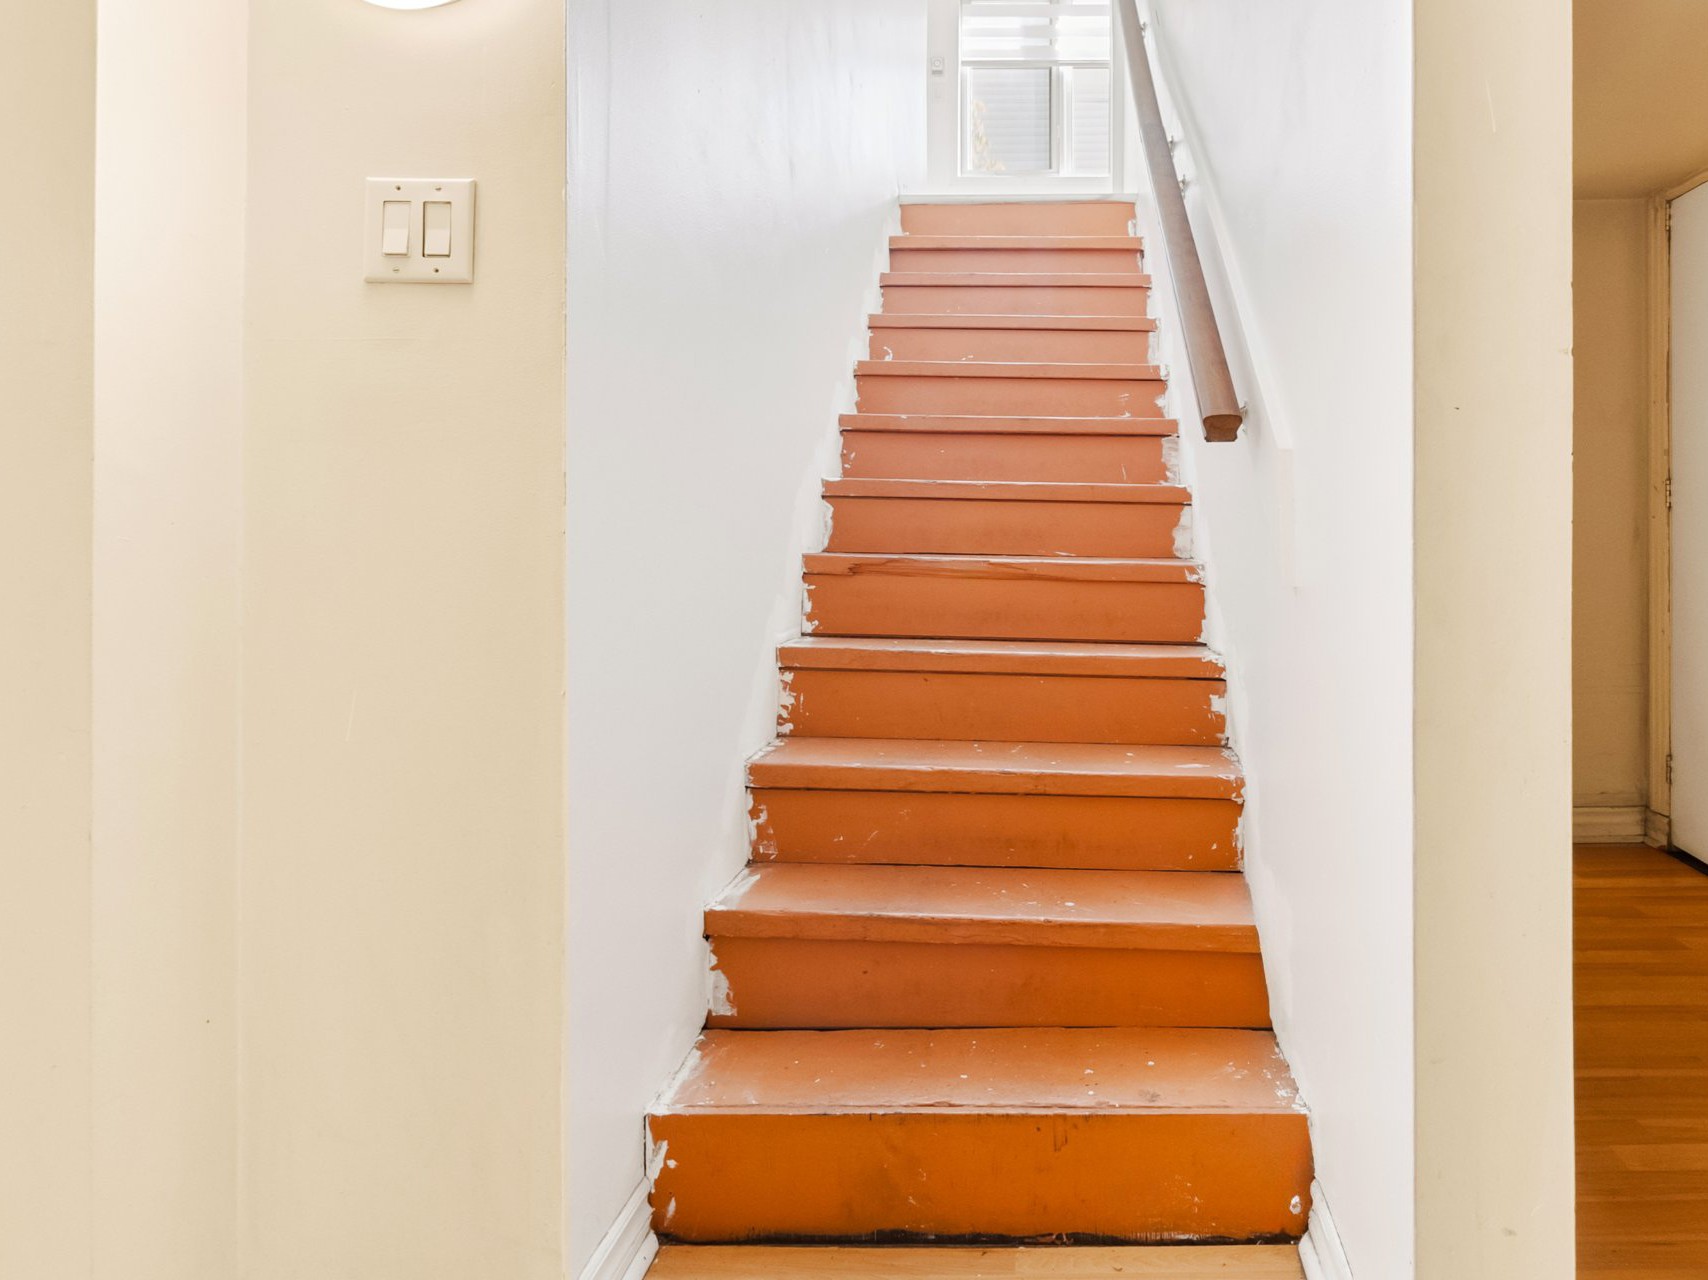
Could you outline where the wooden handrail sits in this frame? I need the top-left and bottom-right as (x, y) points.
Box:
(1114, 0), (1243, 442)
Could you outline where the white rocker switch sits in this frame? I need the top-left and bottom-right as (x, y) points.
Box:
(423, 201), (453, 257)
(381, 200), (411, 256)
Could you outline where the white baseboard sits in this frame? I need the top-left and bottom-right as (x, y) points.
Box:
(1298, 1182), (1353, 1280)
(1574, 805), (1647, 843)
(1645, 807), (1672, 847)
(577, 1181), (659, 1280)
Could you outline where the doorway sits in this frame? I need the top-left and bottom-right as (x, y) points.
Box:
(1664, 174), (1708, 864)
(1573, 2), (1708, 1273)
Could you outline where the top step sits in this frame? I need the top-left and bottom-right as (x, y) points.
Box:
(902, 201), (1138, 238)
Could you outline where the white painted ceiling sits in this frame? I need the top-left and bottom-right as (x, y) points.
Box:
(1577, 0), (1708, 197)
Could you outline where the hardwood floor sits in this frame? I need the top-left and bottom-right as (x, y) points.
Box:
(651, 1246), (1302, 1280)
(1577, 844), (1708, 1280)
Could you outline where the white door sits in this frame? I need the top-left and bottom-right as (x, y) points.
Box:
(1672, 183), (1708, 854)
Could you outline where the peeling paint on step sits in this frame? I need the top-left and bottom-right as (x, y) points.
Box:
(708, 946), (736, 1018)
(709, 865), (761, 907)
(776, 668), (797, 735)
(1161, 433), (1182, 485)
(1172, 504), (1195, 560)
(747, 800), (776, 859)
(645, 1134), (670, 1184)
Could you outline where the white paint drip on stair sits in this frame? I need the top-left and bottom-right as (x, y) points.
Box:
(707, 946), (736, 1018)
(1172, 502), (1195, 559)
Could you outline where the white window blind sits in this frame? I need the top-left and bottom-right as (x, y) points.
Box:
(958, 0), (1113, 177)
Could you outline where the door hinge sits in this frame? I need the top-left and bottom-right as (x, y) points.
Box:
(1667, 476), (1674, 510)
(1667, 753), (1674, 786)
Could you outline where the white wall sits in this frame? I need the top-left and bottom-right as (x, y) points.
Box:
(565, 3), (925, 1269)
(1137, 5), (1416, 1276)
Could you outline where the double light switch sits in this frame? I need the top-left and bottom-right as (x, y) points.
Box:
(365, 178), (475, 284)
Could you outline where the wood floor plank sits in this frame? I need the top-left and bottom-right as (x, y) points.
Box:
(650, 1245), (1303, 1280)
(1577, 845), (1708, 1280)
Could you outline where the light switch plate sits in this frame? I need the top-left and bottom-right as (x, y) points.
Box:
(364, 178), (475, 284)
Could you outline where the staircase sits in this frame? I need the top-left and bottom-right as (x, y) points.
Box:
(647, 201), (1312, 1247)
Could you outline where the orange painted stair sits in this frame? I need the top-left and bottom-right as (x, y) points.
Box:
(855, 360), (1167, 418)
(841, 414), (1175, 485)
(779, 636), (1225, 745)
(887, 234), (1146, 276)
(882, 273), (1152, 319)
(868, 314), (1156, 363)
(804, 553), (1206, 644)
(900, 200), (1140, 235)
(648, 1027), (1312, 1242)
(647, 200), (1309, 1248)
(749, 736), (1242, 874)
(749, 737), (1241, 798)
(822, 478), (1189, 559)
(705, 863), (1268, 1029)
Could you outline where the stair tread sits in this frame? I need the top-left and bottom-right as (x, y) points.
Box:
(654, 1027), (1302, 1114)
(883, 272), (1153, 288)
(707, 863), (1257, 951)
(890, 235), (1145, 250)
(868, 313), (1158, 331)
(748, 737), (1241, 799)
(823, 478), (1189, 505)
(803, 553), (1201, 583)
(841, 413), (1179, 437)
(778, 636), (1222, 678)
(856, 360), (1163, 381)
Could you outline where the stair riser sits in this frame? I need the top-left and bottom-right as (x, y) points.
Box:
(856, 374), (1166, 418)
(842, 431), (1172, 484)
(780, 669), (1225, 746)
(889, 247), (1144, 274)
(708, 938), (1269, 1029)
(824, 496), (1186, 558)
(751, 789), (1241, 871)
(883, 285), (1150, 318)
(805, 575), (1205, 644)
(869, 326), (1153, 363)
(901, 203), (1137, 236)
(647, 1111), (1311, 1242)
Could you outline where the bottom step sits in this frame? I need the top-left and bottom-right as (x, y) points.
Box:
(648, 1028), (1311, 1244)
(651, 1245), (1306, 1280)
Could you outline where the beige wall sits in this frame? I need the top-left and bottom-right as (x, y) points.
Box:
(5, 1), (567, 1276)
(0, 6), (95, 1278)
(91, 2), (247, 1274)
(241, 1), (566, 1275)
(1574, 199), (1652, 811)
(1414, 0), (1577, 1274)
